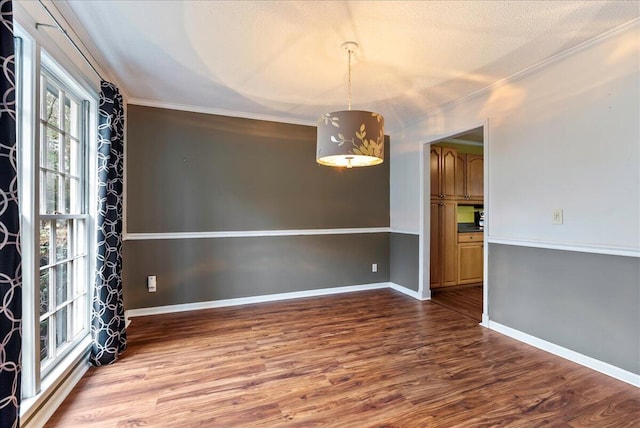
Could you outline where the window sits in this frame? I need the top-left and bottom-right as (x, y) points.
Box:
(38, 69), (90, 376)
(15, 21), (97, 412)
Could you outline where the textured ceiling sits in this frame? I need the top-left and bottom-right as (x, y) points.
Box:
(58, 0), (639, 132)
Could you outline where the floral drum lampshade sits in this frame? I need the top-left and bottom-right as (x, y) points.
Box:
(316, 110), (384, 168)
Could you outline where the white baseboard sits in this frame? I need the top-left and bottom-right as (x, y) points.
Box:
(488, 320), (640, 388)
(125, 282), (394, 318)
(388, 282), (426, 300)
(480, 313), (490, 327)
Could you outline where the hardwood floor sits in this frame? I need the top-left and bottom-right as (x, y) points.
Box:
(46, 289), (639, 427)
(431, 284), (483, 322)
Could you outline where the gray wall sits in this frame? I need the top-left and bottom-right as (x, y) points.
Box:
(124, 234), (389, 308)
(390, 232), (419, 291)
(124, 105), (390, 309)
(488, 244), (640, 375)
(127, 105), (389, 232)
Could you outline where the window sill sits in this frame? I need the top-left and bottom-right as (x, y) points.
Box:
(21, 335), (92, 427)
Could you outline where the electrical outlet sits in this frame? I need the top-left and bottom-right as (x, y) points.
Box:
(372, 263), (378, 273)
(552, 209), (563, 225)
(147, 275), (157, 292)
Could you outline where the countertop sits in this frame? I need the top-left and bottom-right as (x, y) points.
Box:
(458, 223), (484, 233)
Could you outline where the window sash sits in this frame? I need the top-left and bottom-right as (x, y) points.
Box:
(36, 65), (92, 380)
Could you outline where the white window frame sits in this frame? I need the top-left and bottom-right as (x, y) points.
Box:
(14, 21), (98, 418)
(37, 64), (91, 378)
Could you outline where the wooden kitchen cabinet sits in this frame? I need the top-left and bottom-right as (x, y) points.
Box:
(430, 200), (458, 288)
(455, 153), (484, 202)
(430, 146), (457, 200)
(457, 232), (483, 284)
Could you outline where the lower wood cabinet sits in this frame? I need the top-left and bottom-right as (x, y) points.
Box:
(430, 200), (458, 288)
(457, 232), (484, 284)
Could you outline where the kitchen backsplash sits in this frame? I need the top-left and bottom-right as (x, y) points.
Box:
(457, 205), (483, 224)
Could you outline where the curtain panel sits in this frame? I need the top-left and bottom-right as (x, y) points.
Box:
(90, 81), (126, 366)
(0, 0), (22, 426)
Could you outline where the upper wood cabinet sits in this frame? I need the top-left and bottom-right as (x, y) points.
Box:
(430, 146), (457, 200)
(455, 153), (484, 202)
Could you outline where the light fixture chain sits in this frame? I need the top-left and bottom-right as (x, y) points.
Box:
(347, 48), (352, 111)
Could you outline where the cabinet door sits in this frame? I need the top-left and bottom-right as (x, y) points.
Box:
(430, 201), (442, 288)
(430, 146), (443, 199)
(466, 155), (484, 200)
(455, 153), (467, 200)
(441, 147), (457, 199)
(442, 201), (458, 286)
(458, 243), (483, 284)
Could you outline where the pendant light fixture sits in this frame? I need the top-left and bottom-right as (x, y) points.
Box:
(316, 41), (384, 168)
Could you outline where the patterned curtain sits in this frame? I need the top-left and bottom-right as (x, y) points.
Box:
(0, 1), (22, 426)
(90, 81), (126, 366)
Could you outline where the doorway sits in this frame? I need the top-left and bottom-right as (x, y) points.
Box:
(427, 126), (485, 322)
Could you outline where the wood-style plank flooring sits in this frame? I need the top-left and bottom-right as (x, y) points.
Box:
(431, 284), (483, 322)
(46, 289), (639, 427)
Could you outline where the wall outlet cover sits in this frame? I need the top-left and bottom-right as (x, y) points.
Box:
(147, 275), (157, 292)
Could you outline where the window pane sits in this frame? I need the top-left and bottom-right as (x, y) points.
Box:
(40, 318), (49, 362)
(73, 296), (86, 337)
(56, 306), (68, 347)
(55, 263), (68, 305)
(68, 138), (80, 177)
(63, 177), (71, 214)
(55, 219), (69, 262)
(44, 171), (59, 214)
(44, 82), (59, 124)
(40, 220), (50, 267)
(44, 127), (60, 171)
(64, 96), (79, 138)
(73, 257), (86, 298)
(69, 178), (81, 214)
(63, 136), (70, 174)
(73, 219), (85, 256)
(40, 269), (49, 316)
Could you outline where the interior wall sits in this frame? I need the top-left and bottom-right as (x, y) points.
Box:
(389, 22), (640, 372)
(124, 105), (390, 309)
(390, 233), (419, 291)
(391, 22), (639, 248)
(489, 244), (639, 375)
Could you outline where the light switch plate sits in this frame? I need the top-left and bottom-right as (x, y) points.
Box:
(552, 209), (563, 225)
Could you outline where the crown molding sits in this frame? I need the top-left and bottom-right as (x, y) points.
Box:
(402, 17), (640, 130)
(128, 98), (318, 127)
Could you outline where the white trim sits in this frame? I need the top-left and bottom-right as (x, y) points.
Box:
(488, 320), (640, 388)
(125, 282), (393, 318)
(123, 227), (390, 241)
(388, 282), (428, 300)
(128, 98), (318, 128)
(21, 337), (92, 427)
(488, 236), (639, 258)
(419, 120), (489, 302)
(390, 229), (419, 236)
(480, 314), (490, 327)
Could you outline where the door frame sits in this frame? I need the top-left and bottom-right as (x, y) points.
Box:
(419, 119), (490, 326)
